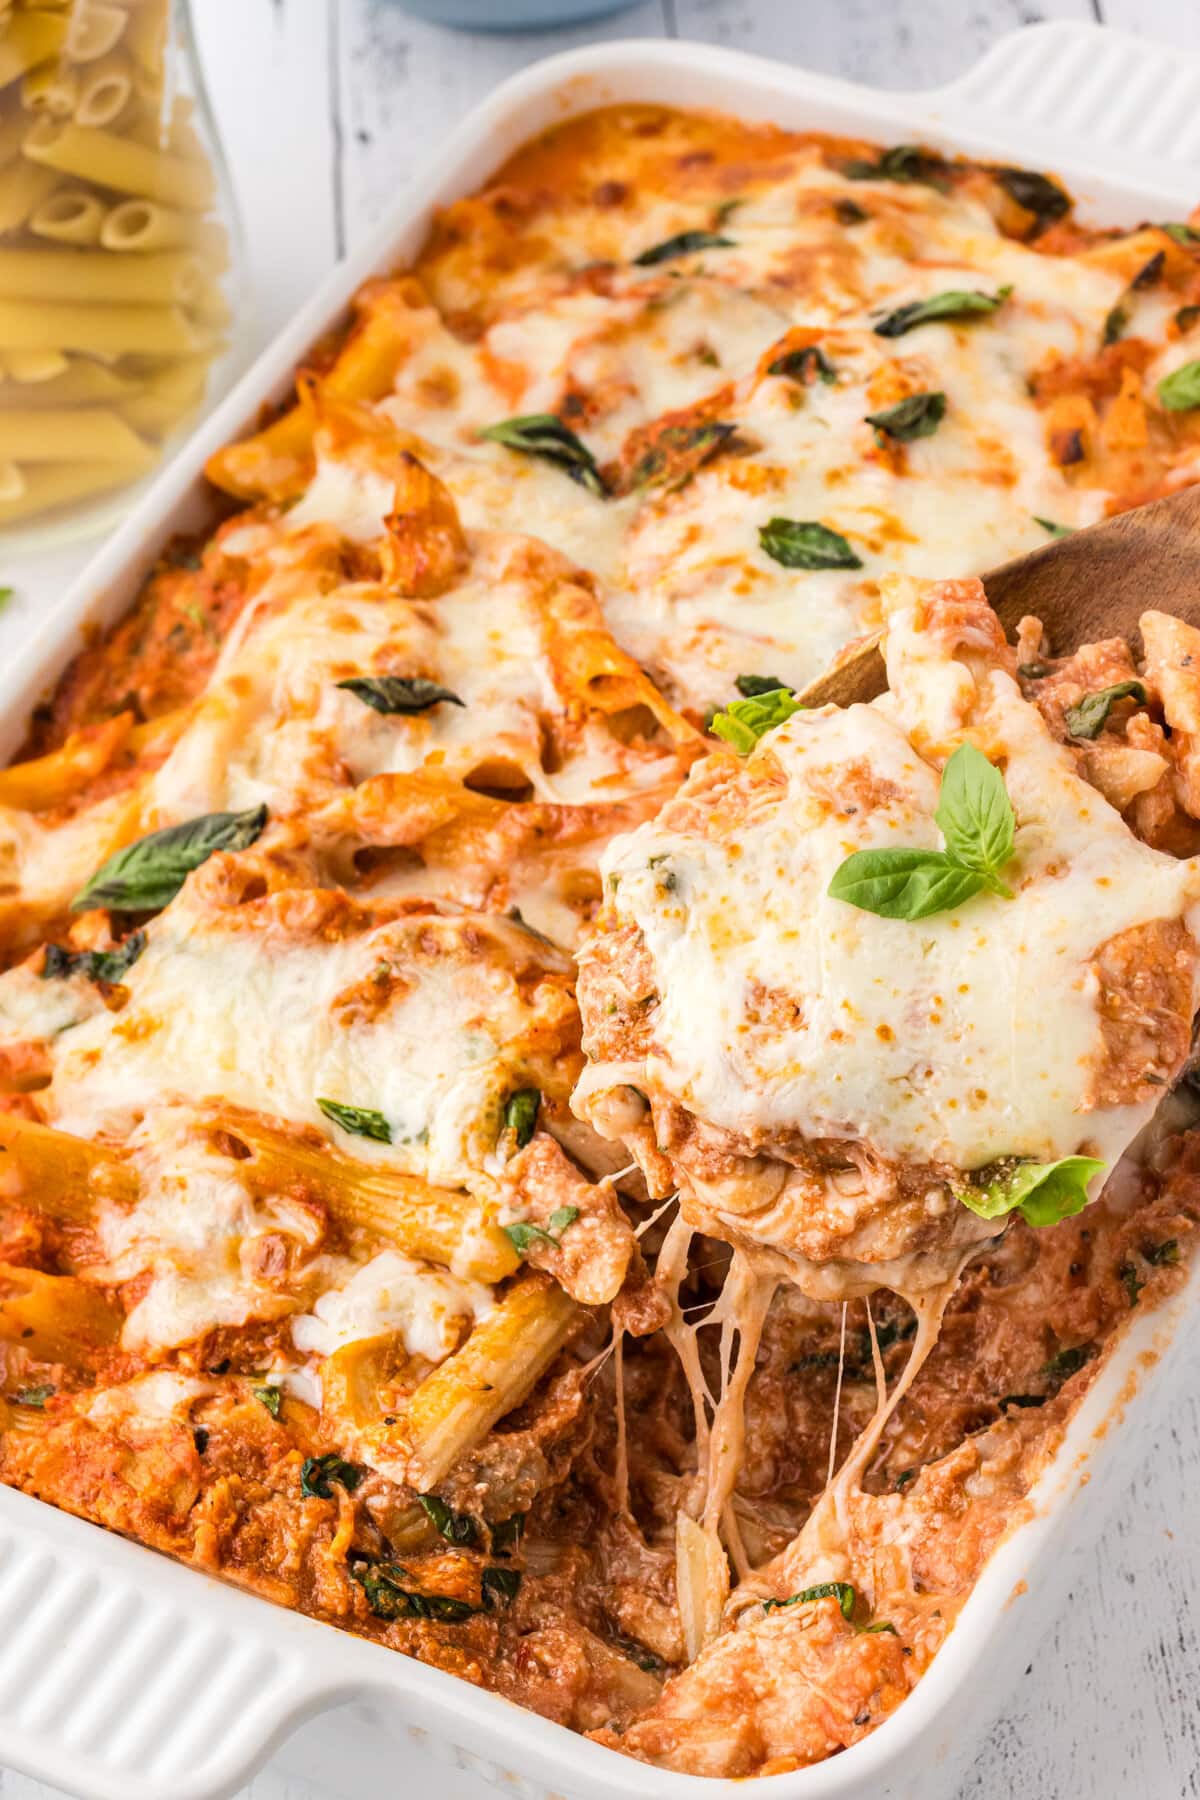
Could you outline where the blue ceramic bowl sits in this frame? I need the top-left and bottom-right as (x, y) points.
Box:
(392, 0), (639, 27)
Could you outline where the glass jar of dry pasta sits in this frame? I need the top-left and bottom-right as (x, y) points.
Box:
(0, 0), (248, 546)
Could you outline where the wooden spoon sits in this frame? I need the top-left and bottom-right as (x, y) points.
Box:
(798, 483), (1200, 710)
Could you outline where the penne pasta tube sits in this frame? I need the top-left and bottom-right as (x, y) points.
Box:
(0, 456), (145, 521)
(0, 459), (21, 499)
(0, 406), (153, 464)
(116, 355), (207, 436)
(122, 3), (164, 79)
(23, 114), (214, 210)
(0, 157), (58, 234)
(101, 196), (227, 263)
(2, 346), (69, 381)
(0, 1261), (122, 1362)
(0, 1115), (138, 1216)
(219, 1115), (520, 1285)
(30, 187), (105, 244)
(0, 11), (68, 88)
(64, 0), (126, 63)
(0, 709), (133, 807)
(73, 52), (134, 129)
(0, 110), (29, 166)
(21, 57), (78, 118)
(0, 297), (209, 356)
(403, 1275), (579, 1489)
(0, 245), (203, 303)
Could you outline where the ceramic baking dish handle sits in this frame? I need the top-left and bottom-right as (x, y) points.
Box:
(928, 21), (1200, 184)
(0, 1485), (387, 1800)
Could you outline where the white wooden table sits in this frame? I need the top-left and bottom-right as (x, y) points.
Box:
(5, 2), (1200, 1796)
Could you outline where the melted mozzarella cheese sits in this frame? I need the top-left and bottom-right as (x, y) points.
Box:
(291, 1248), (492, 1365)
(47, 899), (570, 1194)
(589, 631), (1200, 1176)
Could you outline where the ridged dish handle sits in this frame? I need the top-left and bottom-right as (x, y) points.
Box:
(927, 21), (1200, 188)
(0, 1485), (389, 1800)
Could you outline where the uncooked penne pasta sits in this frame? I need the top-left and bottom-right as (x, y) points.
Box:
(2, 346), (69, 381)
(0, 10), (67, 88)
(0, 356), (134, 404)
(23, 114), (214, 210)
(64, 0), (126, 62)
(0, 405), (152, 463)
(0, 455), (147, 521)
(0, 158), (58, 235)
(21, 58), (77, 118)
(0, 459), (20, 499)
(30, 187), (105, 244)
(74, 52), (134, 129)
(0, 297), (209, 356)
(114, 354), (207, 435)
(0, 245), (203, 302)
(101, 197), (228, 264)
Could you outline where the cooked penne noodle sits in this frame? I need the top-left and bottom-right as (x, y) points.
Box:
(403, 1276), (579, 1489)
(0, 297), (209, 355)
(0, 11), (67, 87)
(23, 114), (214, 210)
(0, 245), (203, 303)
(0, 709), (133, 807)
(29, 187), (105, 244)
(0, 1115), (138, 1214)
(0, 405), (152, 462)
(0, 1262), (122, 1362)
(0, 157), (57, 234)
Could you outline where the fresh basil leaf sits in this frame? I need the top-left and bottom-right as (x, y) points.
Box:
(710, 687), (802, 752)
(337, 676), (464, 715)
(253, 1385), (283, 1419)
(628, 421), (736, 494)
(72, 806), (268, 914)
(478, 413), (605, 496)
(193, 1426), (209, 1454)
(502, 1201), (577, 1256)
(827, 848), (985, 920)
(874, 286), (1011, 339)
(763, 1580), (857, 1618)
(547, 1205), (579, 1235)
(481, 1566), (522, 1610)
(41, 930), (146, 986)
(1177, 305), (1200, 333)
(491, 1512), (526, 1554)
(934, 743), (1015, 888)
(1041, 1342), (1097, 1383)
(0, 586), (14, 612)
(1162, 222), (1200, 245)
(857, 1619), (898, 1636)
(1103, 301), (1129, 346)
(844, 145), (943, 185)
(1063, 679), (1147, 741)
(735, 673), (792, 698)
(1158, 360), (1200, 411)
(759, 517), (863, 571)
(419, 1493), (478, 1546)
(1133, 250), (1166, 290)
(317, 1099), (392, 1144)
(1145, 1239), (1180, 1266)
(958, 1155), (1105, 1226)
(865, 390), (946, 444)
(992, 166), (1070, 228)
(503, 1087), (540, 1149)
(634, 229), (734, 266)
(767, 345), (836, 385)
(300, 1453), (363, 1499)
(895, 1468), (916, 1490)
(13, 1384), (54, 1408)
(836, 198), (868, 225)
(350, 1560), (476, 1623)
(1034, 516), (1073, 538)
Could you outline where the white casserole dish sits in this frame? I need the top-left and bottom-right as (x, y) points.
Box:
(0, 21), (1198, 1800)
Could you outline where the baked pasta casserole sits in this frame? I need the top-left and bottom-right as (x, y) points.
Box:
(2, 106), (1200, 1778)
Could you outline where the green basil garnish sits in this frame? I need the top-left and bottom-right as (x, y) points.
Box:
(42, 930), (146, 986)
(351, 1560), (476, 1623)
(735, 673), (792, 698)
(253, 1385), (283, 1419)
(300, 1453), (363, 1499)
(1063, 679), (1146, 741)
(767, 345), (836, 385)
(13, 1385), (54, 1408)
(628, 421), (735, 494)
(958, 1155), (1105, 1227)
(1103, 303), (1129, 346)
(633, 229), (734, 266)
(759, 517), (863, 571)
(874, 286), (1011, 339)
(481, 1566), (522, 1610)
(1145, 1239), (1180, 1266)
(828, 743), (1015, 921)
(478, 413), (605, 496)
(502, 1204), (579, 1256)
(491, 1512), (526, 1554)
(1119, 1260), (1145, 1308)
(72, 806), (267, 914)
(1041, 1342), (1097, 1384)
(844, 145), (943, 186)
(337, 677), (464, 715)
(865, 391), (946, 443)
(710, 687), (802, 752)
(1162, 222), (1200, 245)
(503, 1087), (540, 1149)
(1034, 516), (1073, 538)
(317, 1099), (392, 1144)
(836, 198), (868, 226)
(992, 167), (1070, 228)
(763, 1580), (857, 1618)
(1158, 360), (1200, 411)
(419, 1494), (478, 1546)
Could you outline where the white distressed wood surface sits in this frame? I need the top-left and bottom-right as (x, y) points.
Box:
(4, 2), (1200, 1796)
